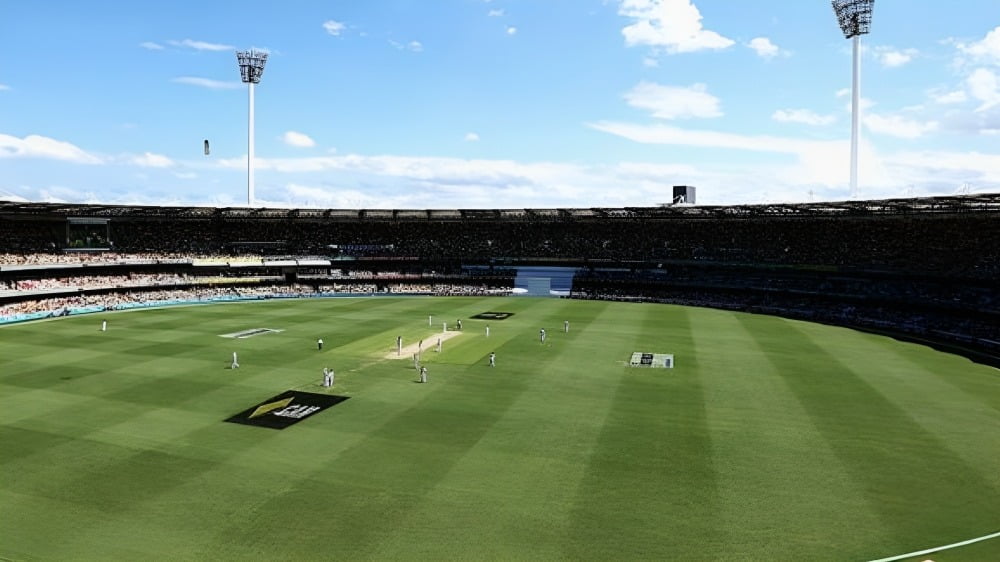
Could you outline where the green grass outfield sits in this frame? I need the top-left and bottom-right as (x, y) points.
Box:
(1, 296), (998, 561)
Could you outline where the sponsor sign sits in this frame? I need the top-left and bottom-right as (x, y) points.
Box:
(226, 390), (349, 429)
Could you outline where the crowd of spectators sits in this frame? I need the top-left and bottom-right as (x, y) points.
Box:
(2, 273), (191, 292)
(382, 284), (513, 296)
(0, 252), (265, 267)
(0, 282), (513, 320)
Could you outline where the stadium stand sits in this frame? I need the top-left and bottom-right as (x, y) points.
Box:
(1, 194), (998, 363)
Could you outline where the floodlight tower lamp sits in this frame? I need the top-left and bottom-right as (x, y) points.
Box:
(832, 0), (874, 200)
(236, 49), (268, 207)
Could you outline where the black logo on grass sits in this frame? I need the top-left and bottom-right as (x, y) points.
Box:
(226, 390), (349, 430)
(471, 311), (515, 320)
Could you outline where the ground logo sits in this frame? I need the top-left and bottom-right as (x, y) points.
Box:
(226, 390), (349, 429)
(471, 311), (515, 320)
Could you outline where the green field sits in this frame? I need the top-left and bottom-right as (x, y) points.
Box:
(1, 296), (998, 560)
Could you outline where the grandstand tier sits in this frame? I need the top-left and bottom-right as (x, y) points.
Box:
(2, 194), (998, 363)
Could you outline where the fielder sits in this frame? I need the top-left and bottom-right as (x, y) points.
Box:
(101, 320), (107, 332)
(437, 338), (442, 353)
(317, 338), (324, 351)
(322, 367), (331, 387)
(420, 366), (428, 383)
(540, 329), (546, 344)
(231, 352), (240, 369)
(489, 352), (496, 367)
(396, 335), (402, 356)
(564, 320), (569, 333)
(485, 325), (490, 337)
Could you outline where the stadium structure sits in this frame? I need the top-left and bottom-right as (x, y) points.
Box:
(2, 193), (998, 364)
(2, 194), (999, 560)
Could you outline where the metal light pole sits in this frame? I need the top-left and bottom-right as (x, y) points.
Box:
(236, 49), (268, 206)
(832, 0), (874, 200)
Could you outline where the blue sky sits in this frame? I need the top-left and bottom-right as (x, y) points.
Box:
(1, 0), (999, 208)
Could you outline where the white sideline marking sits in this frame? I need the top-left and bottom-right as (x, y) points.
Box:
(867, 530), (1000, 562)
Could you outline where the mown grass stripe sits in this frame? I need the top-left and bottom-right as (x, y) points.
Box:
(566, 303), (722, 559)
(693, 309), (889, 558)
(738, 315), (1000, 557)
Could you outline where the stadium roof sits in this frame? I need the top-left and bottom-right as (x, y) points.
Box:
(1, 193), (998, 221)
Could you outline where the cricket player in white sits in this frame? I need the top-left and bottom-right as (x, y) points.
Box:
(397, 336), (402, 356)
(101, 320), (107, 332)
(540, 329), (546, 343)
(485, 325), (490, 337)
(489, 352), (495, 367)
(420, 366), (427, 383)
(564, 320), (569, 333)
(437, 338), (442, 353)
(231, 352), (239, 369)
(322, 367), (331, 387)
(317, 338), (323, 351)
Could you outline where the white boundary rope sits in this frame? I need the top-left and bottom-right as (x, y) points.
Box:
(866, 530), (1000, 562)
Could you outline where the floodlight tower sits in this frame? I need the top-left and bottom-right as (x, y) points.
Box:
(832, 0), (874, 200)
(236, 49), (268, 206)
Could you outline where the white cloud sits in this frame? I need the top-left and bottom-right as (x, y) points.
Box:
(8, 143), (1000, 208)
(588, 120), (823, 154)
(624, 82), (722, 120)
(0, 84), (10, 91)
(968, 68), (1000, 111)
(139, 41), (164, 50)
(772, 109), (835, 126)
(464, 132), (480, 142)
(863, 114), (939, 139)
(0, 133), (103, 164)
(618, 0), (734, 54)
(747, 37), (786, 59)
(171, 77), (242, 90)
(587, 120), (901, 191)
(957, 26), (1000, 66)
(488, 9), (504, 17)
(506, 26), (517, 35)
(931, 89), (968, 104)
(167, 39), (233, 51)
(389, 39), (423, 52)
(282, 131), (316, 148)
(642, 57), (659, 67)
(130, 152), (174, 168)
(875, 47), (918, 68)
(323, 20), (346, 36)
